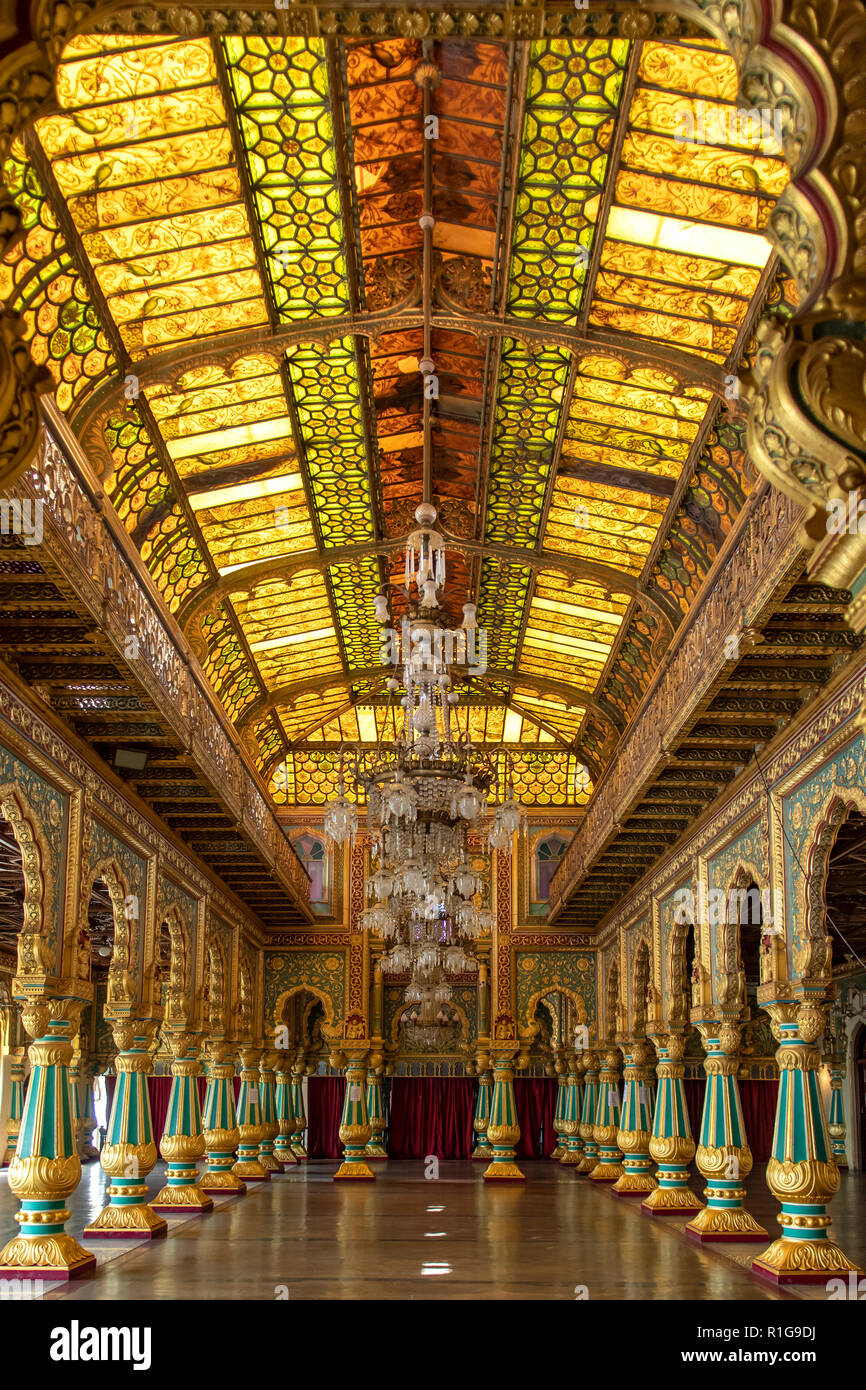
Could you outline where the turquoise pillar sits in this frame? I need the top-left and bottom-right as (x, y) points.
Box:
(753, 1000), (861, 1283)
(1, 1046), (25, 1167)
(85, 1019), (167, 1238)
(641, 1030), (703, 1215)
(576, 1051), (599, 1174)
(234, 1046), (269, 1181)
(589, 1048), (624, 1181)
(257, 1052), (281, 1173)
(274, 1060), (298, 1168)
(471, 1070), (494, 1159)
(290, 1060), (308, 1160)
(483, 1045), (524, 1182)
(559, 1056), (583, 1167)
(550, 1066), (568, 1158)
(612, 1040), (656, 1195)
(686, 1021), (766, 1241)
(150, 1034), (212, 1212)
(200, 1042), (245, 1193)
(334, 1050), (375, 1181)
(0, 1004), (96, 1279)
(827, 1060), (847, 1168)
(365, 1066), (388, 1160)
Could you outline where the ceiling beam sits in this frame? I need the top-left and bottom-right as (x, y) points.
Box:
(177, 536), (672, 640)
(237, 664), (614, 737)
(72, 315), (728, 463)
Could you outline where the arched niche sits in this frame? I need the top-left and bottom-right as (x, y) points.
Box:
(800, 789), (866, 988)
(0, 785), (55, 977)
(82, 859), (135, 1007)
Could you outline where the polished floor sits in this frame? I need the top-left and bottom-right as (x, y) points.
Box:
(3, 1158), (864, 1300)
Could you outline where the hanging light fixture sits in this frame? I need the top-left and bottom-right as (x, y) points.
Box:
(323, 502), (526, 1046)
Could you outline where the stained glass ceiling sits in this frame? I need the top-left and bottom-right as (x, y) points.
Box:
(1, 28), (787, 809)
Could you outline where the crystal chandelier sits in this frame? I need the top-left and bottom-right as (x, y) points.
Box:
(323, 503), (525, 1045)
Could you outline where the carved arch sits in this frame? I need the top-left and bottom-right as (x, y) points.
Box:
(631, 937), (652, 1038)
(522, 985), (588, 1038)
(717, 858), (769, 1009)
(799, 786), (866, 987)
(272, 984), (336, 1039)
(605, 957), (621, 1043)
(82, 856), (135, 1006)
(0, 783), (56, 976)
(206, 932), (228, 1037)
(155, 902), (190, 1027)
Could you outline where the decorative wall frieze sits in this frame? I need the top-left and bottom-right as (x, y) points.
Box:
(589, 654), (866, 971)
(0, 666), (268, 948)
(12, 418), (310, 915)
(550, 482), (804, 916)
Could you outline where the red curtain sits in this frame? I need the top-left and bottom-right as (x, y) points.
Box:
(515, 1078), (558, 1157)
(307, 1076), (346, 1158)
(683, 1079), (704, 1145)
(389, 1078), (475, 1158)
(740, 1079), (779, 1163)
(147, 1076), (172, 1144)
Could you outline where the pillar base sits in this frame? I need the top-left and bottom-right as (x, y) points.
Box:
(290, 1144), (308, 1161)
(752, 1237), (864, 1284)
(549, 1144), (565, 1160)
(149, 1186), (214, 1212)
(0, 1233), (97, 1280)
(198, 1172), (247, 1194)
(559, 1149), (582, 1166)
(611, 1173), (657, 1196)
(333, 1160), (376, 1181)
(233, 1162), (269, 1182)
(685, 1205), (767, 1242)
(274, 1145), (299, 1167)
(588, 1162), (625, 1182)
(482, 1161), (526, 1182)
(257, 1153), (282, 1173)
(471, 1143), (494, 1160)
(84, 1201), (168, 1238)
(641, 1185), (703, 1215)
(365, 1144), (388, 1160)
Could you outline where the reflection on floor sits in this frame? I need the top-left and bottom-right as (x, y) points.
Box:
(1, 1160), (863, 1301)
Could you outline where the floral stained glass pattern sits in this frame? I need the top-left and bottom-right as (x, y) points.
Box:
(221, 35), (350, 322)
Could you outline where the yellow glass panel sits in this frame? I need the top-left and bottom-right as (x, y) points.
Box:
(606, 206), (771, 267)
(55, 37), (217, 109)
(629, 87), (783, 156)
(108, 266), (262, 324)
(155, 392), (287, 442)
(83, 205), (250, 262)
(594, 269), (748, 327)
(251, 627), (334, 653)
(588, 298), (738, 357)
(167, 416), (293, 462)
(68, 167), (242, 237)
(638, 39), (739, 101)
(530, 595), (624, 629)
(189, 472), (302, 512)
(599, 239), (762, 297)
(574, 368), (710, 420)
(621, 130), (788, 198)
(50, 128), (233, 199)
(39, 86), (228, 168)
(569, 387), (702, 440)
(125, 297), (268, 357)
(95, 234), (256, 297)
(615, 170), (772, 232)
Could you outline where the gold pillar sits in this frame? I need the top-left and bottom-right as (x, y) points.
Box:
(233, 1045), (268, 1182)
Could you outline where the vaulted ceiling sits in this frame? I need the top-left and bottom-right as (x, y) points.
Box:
(1, 28), (791, 814)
